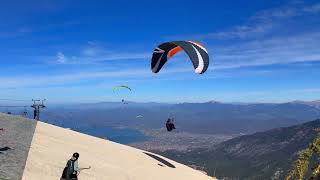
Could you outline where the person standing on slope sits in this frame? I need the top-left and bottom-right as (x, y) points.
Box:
(61, 152), (80, 180)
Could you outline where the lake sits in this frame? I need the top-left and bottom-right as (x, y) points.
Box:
(46, 119), (150, 144)
(75, 125), (150, 144)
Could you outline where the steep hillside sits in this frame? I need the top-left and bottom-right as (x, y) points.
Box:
(160, 119), (320, 179)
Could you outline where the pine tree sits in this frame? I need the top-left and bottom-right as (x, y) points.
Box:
(286, 128), (320, 180)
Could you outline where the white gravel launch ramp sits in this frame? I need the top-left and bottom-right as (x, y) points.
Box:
(19, 120), (212, 179)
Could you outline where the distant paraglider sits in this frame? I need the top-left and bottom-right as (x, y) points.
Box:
(136, 115), (143, 119)
(165, 118), (176, 132)
(151, 41), (209, 74)
(112, 85), (132, 92)
(113, 85), (131, 104)
(122, 99), (128, 104)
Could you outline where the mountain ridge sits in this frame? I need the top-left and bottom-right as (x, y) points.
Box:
(159, 119), (320, 179)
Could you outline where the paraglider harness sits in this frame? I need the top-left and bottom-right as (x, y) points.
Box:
(166, 118), (176, 131)
(61, 153), (91, 180)
(61, 159), (79, 180)
(61, 153), (80, 180)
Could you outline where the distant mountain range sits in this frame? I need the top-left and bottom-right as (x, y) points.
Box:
(41, 100), (320, 134)
(159, 119), (320, 179)
(289, 100), (320, 109)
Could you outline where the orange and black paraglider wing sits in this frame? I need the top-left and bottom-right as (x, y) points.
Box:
(151, 41), (209, 74)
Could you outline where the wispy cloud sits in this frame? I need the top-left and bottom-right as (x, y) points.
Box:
(159, 2), (320, 72)
(172, 2), (320, 41)
(210, 32), (320, 70)
(0, 65), (196, 89)
(211, 2), (320, 40)
(0, 70), (145, 89)
(49, 2), (320, 70)
(56, 52), (68, 63)
(52, 43), (150, 65)
(51, 52), (150, 65)
(51, 29), (320, 76)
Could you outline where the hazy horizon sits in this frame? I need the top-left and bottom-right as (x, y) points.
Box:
(2, 98), (320, 107)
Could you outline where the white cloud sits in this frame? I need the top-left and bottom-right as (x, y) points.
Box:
(181, 2), (320, 40)
(47, 30), (320, 80)
(0, 70), (141, 89)
(51, 44), (150, 65)
(0, 58), (216, 90)
(210, 32), (320, 70)
(161, 2), (320, 72)
(182, 2), (320, 71)
(56, 52), (67, 63)
(54, 52), (149, 65)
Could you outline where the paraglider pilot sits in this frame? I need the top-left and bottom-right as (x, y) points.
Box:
(61, 152), (80, 180)
(166, 118), (176, 131)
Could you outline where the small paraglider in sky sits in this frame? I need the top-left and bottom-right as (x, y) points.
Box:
(136, 115), (143, 119)
(151, 41), (209, 74)
(165, 118), (176, 132)
(113, 85), (132, 104)
(122, 99), (128, 104)
(112, 85), (132, 92)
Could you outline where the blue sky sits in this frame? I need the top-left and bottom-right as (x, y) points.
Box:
(0, 0), (320, 103)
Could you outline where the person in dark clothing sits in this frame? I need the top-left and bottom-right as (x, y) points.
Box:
(61, 153), (80, 180)
(166, 119), (171, 131)
(33, 109), (37, 119)
(166, 118), (176, 131)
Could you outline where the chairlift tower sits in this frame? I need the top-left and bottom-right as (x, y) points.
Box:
(31, 99), (46, 120)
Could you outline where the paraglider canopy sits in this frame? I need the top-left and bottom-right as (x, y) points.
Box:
(151, 41), (209, 74)
(113, 85), (132, 104)
(136, 115), (143, 118)
(112, 85), (132, 92)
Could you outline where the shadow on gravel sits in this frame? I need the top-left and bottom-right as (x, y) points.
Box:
(143, 152), (176, 168)
(0, 146), (12, 153)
